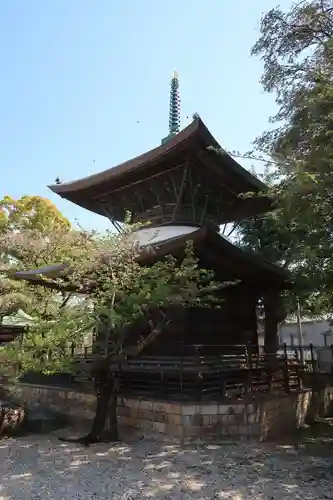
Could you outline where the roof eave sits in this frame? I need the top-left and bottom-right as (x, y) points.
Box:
(48, 119), (203, 195)
(48, 118), (268, 197)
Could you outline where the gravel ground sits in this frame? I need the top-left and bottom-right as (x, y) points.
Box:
(1, 431), (333, 500)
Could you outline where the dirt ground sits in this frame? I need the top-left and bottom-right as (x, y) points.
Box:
(1, 424), (333, 500)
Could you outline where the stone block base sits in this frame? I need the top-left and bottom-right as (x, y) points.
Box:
(13, 383), (333, 442)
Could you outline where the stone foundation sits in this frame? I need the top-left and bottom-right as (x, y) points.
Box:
(13, 383), (333, 442)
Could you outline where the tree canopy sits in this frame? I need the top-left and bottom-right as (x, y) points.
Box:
(237, 0), (333, 317)
(0, 195), (70, 233)
(0, 195), (71, 323)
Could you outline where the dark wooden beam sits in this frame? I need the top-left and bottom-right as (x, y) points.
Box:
(98, 202), (123, 233)
(91, 163), (186, 201)
(199, 150), (252, 194)
(171, 163), (189, 222)
(199, 195), (209, 225)
(197, 152), (239, 197)
(150, 179), (165, 223)
(188, 165), (195, 220)
(191, 163), (236, 225)
(135, 190), (145, 213)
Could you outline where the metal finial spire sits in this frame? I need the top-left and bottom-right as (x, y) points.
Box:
(161, 70), (181, 144)
(169, 70), (180, 135)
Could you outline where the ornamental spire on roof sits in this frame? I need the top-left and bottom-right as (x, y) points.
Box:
(161, 70), (181, 144)
(169, 70), (180, 134)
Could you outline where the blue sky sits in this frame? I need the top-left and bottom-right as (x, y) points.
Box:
(0, 0), (292, 231)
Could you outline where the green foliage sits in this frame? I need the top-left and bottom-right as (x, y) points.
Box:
(0, 226), (224, 379)
(237, 0), (333, 317)
(9, 310), (86, 374)
(0, 197), (71, 324)
(0, 195), (70, 233)
(0, 278), (31, 320)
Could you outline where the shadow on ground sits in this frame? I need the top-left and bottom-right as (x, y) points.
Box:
(288, 417), (333, 462)
(1, 424), (333, 499)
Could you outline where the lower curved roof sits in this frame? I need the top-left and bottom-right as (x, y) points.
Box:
(11, 227), (289, 290)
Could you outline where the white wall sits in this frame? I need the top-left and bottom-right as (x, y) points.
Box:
(279, 320), (331, 347)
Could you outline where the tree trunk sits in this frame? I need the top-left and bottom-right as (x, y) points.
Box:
(59, 370), (119, 445)
(83, 315), (119, 444)
(60, 316), (168, 447)
(88, 373), (119, 442)
(85, 370), (119, 443)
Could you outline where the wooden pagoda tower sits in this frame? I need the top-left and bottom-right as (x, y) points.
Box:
(49, 72), (289, 361)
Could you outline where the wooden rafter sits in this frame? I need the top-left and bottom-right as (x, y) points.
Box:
(91, 163), (186, 200)
(198, 150), (246, 194)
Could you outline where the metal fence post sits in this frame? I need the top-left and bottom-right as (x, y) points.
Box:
(283, 343), (290, 393)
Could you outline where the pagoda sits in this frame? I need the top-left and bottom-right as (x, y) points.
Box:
(49, 71), (288, 362)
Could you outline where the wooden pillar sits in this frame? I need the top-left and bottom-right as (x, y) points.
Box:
(239, 287), (259, 347)
(263, 288), (280, 356)
(249, 293), (259, 346)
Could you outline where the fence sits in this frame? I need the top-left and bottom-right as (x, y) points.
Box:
(278, 343), (333, 373)
(38, 343), (302, 401)
(1, 342), (307, 402)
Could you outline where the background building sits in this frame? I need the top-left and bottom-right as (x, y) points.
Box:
(279, 316), (332, 347)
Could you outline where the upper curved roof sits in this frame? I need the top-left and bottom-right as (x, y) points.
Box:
(49, 117), (267, 198)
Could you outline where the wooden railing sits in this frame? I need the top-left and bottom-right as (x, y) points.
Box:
(8, 343), (305, 401)
(278, 343), (332, 373)
(67, 343), (303, 401)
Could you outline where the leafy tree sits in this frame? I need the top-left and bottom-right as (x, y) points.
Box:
(0, 195), (71, 324)
(0, 228), (87, 395)
(0, 278), (31, 324)
(0, 195), (70, 233)
(0, 226), (225, 444)
(237, 0), (333, 317)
